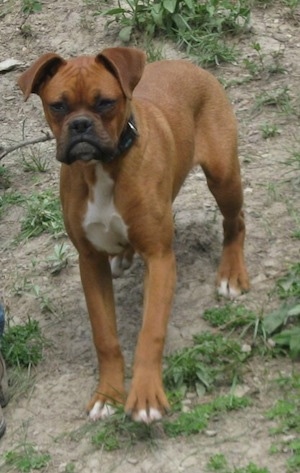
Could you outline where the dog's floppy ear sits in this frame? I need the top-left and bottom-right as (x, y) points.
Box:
(18, 53), (66, 101)
(96, 47), (146, 99)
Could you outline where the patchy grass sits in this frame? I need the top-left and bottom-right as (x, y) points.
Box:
(206, 453), (271, 472)
(46, 242), (74, 275)
(263, 264), (300, 357)
(163, 331), (250, 392)
(102, 0), (251, 65)
(164, 394), (251, 437)
(254, 86), (293, 113)
(2, 443), (50, 472)
(0, 318), (46, 368)
(266, 374), (300, 472)
(66, 394), (250, 451)
(19, 190), (64, 239)
(0, 191), (25, 217)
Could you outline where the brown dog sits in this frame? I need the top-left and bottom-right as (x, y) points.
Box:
(18, 47), (249, 423)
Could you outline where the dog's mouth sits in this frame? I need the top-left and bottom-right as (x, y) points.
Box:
(64, 138), (117, 165)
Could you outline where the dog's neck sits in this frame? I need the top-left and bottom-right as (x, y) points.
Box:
(112, 115), (138, 162)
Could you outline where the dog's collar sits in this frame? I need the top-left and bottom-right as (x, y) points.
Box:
(114, 115), (138, 160)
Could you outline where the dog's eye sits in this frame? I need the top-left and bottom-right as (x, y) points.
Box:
(95, 99), (116, 114)
(50, 102), (67, 114)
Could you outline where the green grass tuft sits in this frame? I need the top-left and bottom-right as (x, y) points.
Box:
(1, 318), (46, 368)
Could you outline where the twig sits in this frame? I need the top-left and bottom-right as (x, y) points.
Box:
(0, 132), (54, 161)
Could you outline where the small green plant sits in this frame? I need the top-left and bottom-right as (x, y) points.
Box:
(70, 407), (155, 451)
(283, 0), (300, 20)
(262, 263), (300, 358)
(102, 0), (250, 65)
(31, 285), (58, 315)
(164, 394), (251, 437)
(0, 318), (46, 368)
(0, 191), (25, 217)
(64, 464), (76, 473)
(22, 152), (49, 173)
(243, 42), (285, 79)
(254, 86), (292, 113)
(260, 123), (280, 139)
(164, 331), (250, 391)
(265, 374), (300, 472)
(277, 263), (300, 300)
(46, 242), (74, 275)
(206, 453), (228, 471)
(22, 0), (42, 14)
(206, 454), (270, 472)
(3, 443), (50, 472)
(203, 304), (264, 336)
(19, 190), (64, 239)
(286, 149), (300, 170)
(0, 165), (11, 188)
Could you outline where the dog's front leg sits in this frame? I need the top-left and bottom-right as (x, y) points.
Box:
(78, 251), (125, 420)
(125, 250), (176, 423)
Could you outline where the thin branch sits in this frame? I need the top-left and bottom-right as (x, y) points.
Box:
(0, 132), (54, 161)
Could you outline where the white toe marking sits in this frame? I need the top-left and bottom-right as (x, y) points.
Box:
(89, 401), (115, 421)
(149, 408), (162, 421)
(133, 408), (162, 424)
(218, 279), (241, 299)
(110, 256), (123, 278)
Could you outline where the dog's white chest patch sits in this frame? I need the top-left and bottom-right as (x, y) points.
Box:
(83, 164), (128, 254)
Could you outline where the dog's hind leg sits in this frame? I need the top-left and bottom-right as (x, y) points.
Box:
(196, 136), (249, 298)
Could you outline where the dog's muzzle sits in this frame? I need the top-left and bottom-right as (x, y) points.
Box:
(59, 115), (138, 165)
(61, 116), (115, 165)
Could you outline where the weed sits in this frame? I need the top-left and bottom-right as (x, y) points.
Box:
(0, 191), (25, 217)
(286, 149), (300, 170)
(164, 331), (250, 392)
(31, 285), (58, 315)
(207, 453), (228, 471)
(263, 303), (300, 358)
(64, 464), (76, 473)
(265, 374), (300, 472)
(102, 0), (250, 65)
(206, 454), (270, 472)
(3, 443), (50, 472)
(254, 86), (292, 113)
(69, 407), (156, 451)
(0, 318), (46, 368)
(243, 42), (286, 79)
(283, 0), (300, 21)
(277, 263), (300, 300)
(22, 0), (42, 14)
(21, 152), (49, 173)
(143, 37), (165, 62)
(0, 165), (11, 188)
(19, 190), (64, 239)
(260, 123), (280, 139)
(46, 242), (74, 275)
(164, 394), (251, 437)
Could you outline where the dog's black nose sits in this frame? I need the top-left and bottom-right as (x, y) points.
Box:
(70, 117), (93, 134)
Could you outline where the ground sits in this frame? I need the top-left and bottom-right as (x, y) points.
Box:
(0, 1), (300, 472)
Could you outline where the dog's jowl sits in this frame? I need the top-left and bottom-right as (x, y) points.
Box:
(18, 47), (249, 423)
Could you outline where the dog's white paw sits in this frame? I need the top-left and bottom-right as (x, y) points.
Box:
(89, 401), (115, 421)
(110, 254), (132, 278)
(217, 279), (241, 299)
(132, 408), (162, 424)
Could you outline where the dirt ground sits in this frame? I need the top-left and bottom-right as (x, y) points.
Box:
(0, 1), (300, 472)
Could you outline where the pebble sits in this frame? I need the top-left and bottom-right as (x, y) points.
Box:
(205, 429), (217, 437)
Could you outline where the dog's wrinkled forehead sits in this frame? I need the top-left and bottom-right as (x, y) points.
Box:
(42, 57), (123, 104)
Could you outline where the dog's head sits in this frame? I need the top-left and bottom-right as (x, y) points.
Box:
(18, 48), (146, 164)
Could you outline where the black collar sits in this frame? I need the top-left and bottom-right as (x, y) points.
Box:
(114, 115), (138, 159)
